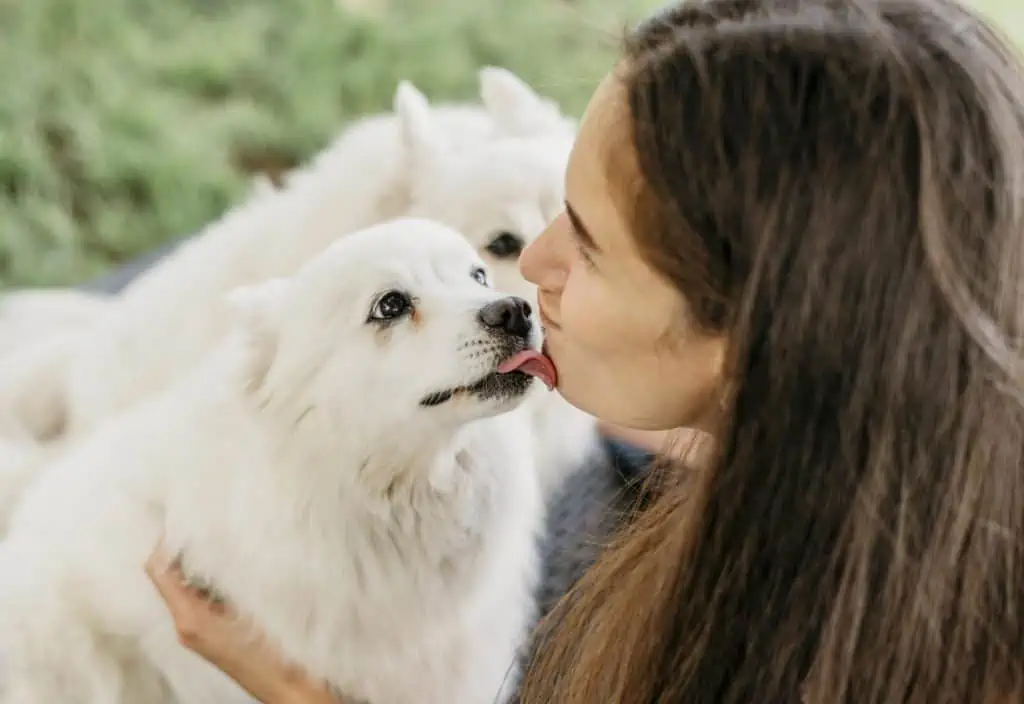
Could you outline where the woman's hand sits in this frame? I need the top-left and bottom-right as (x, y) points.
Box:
(144, 543), (340, 704)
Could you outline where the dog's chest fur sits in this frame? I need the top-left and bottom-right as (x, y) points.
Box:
(164, 372), (542, 704)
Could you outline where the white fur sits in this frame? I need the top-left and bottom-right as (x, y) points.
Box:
(0, 427), (53, 540)
(0, 335), (82, 539)
(395, 116), (595, 497)
(0, 331), (84, 444)
(0, 219), (543, 704)
(0, 290), (111, 360)
(0, 68), (592, 526)
(63, 73), (574, 428)
(0, 335), (76, 539)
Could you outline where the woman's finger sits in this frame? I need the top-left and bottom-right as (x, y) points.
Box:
(143, 540), (172, 578)
(146, 543), (216, 647)
(145, 543), (186, 611)
(147, 543), (221, 611)
(145, 542), (341, 702)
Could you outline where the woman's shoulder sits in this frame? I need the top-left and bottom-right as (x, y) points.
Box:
(504, 437), (651, 700)
(534, 436), (653, 618)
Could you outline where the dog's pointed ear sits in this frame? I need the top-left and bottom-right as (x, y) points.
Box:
(225, 278), (289, 391)
(478, 67), (569, 137)
(394, 80), (444, 172)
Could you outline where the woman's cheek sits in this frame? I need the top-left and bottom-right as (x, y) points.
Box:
(559, 278), (612, 350)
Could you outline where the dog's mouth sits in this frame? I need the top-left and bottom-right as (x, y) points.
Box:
(419, 349), (557, 408)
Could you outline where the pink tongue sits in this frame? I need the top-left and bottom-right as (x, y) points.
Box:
(497, 350), (557, 390)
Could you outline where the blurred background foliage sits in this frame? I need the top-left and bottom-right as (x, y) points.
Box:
(0, 0), (1018, 286)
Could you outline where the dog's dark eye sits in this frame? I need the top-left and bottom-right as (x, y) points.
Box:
(484, 231), (525, 260)
(369, 291), (412, 322)
(471, 266), (489, 287)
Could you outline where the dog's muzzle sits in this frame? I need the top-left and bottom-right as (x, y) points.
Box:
(419, 296), (539, 408)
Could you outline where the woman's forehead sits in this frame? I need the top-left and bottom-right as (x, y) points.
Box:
(575, 72), (632, 164)
(565, 74), (639, 258)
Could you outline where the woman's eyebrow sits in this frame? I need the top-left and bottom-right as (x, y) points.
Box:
(565, 201), (601, 253)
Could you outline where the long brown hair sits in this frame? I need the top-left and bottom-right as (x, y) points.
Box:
(520, 0), (1024, 701)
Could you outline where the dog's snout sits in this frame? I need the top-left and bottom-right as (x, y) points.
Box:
(478, 296), (533, 339)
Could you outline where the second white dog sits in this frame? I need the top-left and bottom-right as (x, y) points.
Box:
(0, 218), (548, 704)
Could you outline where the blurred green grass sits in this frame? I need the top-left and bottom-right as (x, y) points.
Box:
(0, 0), (1018, 287)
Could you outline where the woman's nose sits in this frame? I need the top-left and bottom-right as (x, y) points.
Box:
(519, 212), (570, 291)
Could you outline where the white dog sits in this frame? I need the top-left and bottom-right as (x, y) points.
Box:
(0, 218), (550, 704)
(0, 67), (567, 391)
(60, 75), (573, 430)
(0, 68), (592, 525)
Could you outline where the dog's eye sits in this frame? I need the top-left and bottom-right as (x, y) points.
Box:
(368, 291), (412, 322)
(484, 231), (525, 260)
(471, 266), (489, 287)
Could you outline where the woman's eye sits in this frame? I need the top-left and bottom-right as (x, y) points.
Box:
(369, 291), (412, 322)
(575, 239), (596, 269)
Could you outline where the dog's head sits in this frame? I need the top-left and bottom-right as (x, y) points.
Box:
(395, 79), (574, 304)
(225, 218), (554, 440)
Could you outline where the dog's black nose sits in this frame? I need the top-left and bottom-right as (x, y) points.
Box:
(478, 296), (533, 339)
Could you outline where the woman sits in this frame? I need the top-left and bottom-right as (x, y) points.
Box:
(147, 0), (1024, 700)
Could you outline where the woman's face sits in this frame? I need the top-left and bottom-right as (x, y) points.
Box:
(520, 72), (726, 432)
